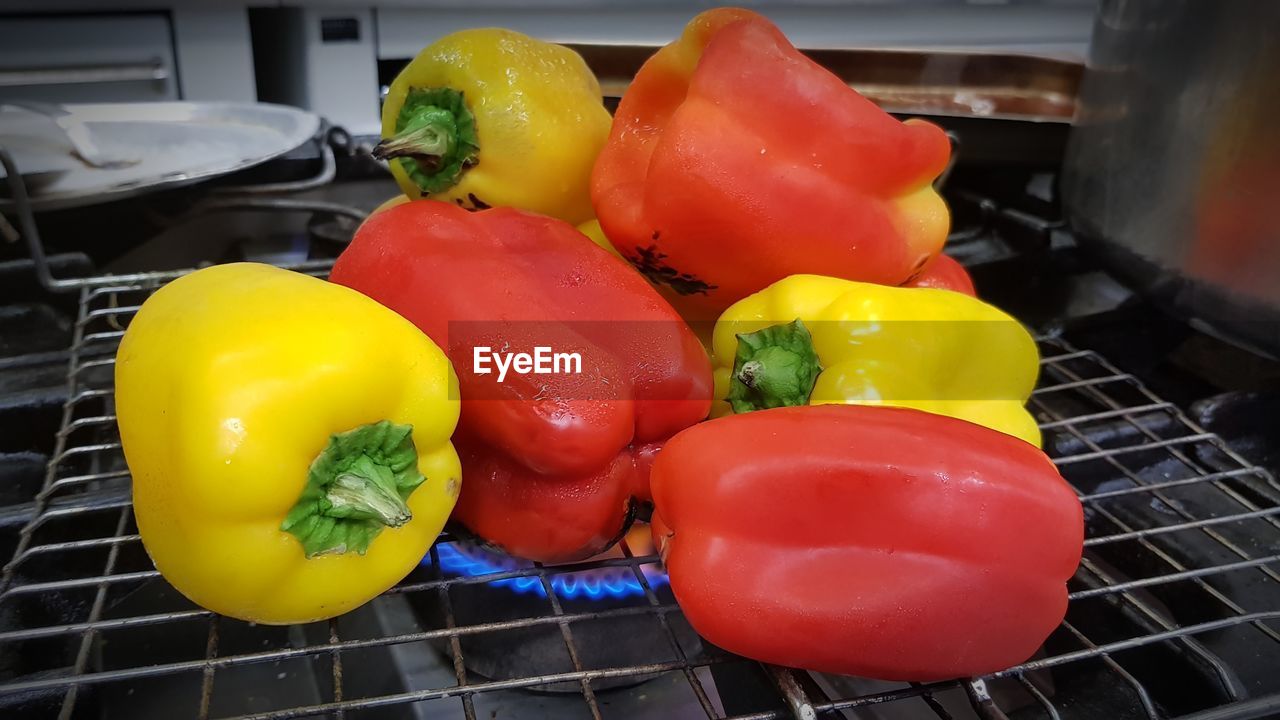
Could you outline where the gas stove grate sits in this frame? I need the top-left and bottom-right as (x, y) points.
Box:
(0, 266), (1278, 720)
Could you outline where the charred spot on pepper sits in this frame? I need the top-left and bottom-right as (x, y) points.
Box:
(444, 520), (510, 557)
(599, 496), (644, 557)
(629, 244), (717, 296)
(453, 193), (492, 212)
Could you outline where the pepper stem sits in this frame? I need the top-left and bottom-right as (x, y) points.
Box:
(325, 457), (413, 526)
(374, 87), (479, 195)
(372, 111), (455, 165)
(726, 320), (823, 413)
(281, 420), (425, 558)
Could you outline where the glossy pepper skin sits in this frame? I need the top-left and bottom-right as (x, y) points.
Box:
(331, 201), (713, 563)
(712, 274), (1041, 446)
(116, 264), (461, 625)
(591, 8), (952, 319)
(651, 405), (1083, 681)
(375, 28), (612, 224)
(902, 254), (976, 296)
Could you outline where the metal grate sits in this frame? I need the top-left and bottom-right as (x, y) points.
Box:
(1, 266), (1279, 720)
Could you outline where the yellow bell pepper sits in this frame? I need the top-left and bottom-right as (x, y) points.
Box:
(371, 193), (411, 216)
(116, 263), (462, 624)
(576, 218), (624, 258)
(711, 275), (1042, 446)
(374, 28), (612, 224)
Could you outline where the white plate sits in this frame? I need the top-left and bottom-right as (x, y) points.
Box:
(0, 101), (321, 211)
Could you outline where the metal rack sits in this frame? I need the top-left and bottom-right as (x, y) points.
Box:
(1, 268), (1278, 720)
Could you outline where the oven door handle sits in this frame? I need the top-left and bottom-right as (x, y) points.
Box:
(0, 60), (168, 88)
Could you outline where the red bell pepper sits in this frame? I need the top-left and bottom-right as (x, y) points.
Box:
(902, 253), (976, 296)
(331, 201), (713, 562)
(650, 404), (1083, 681)
(591, 8), (953, 319)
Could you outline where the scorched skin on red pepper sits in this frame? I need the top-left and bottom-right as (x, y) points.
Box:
(331, 200), (713, 563)
(650, 404), (1083, 681)
(591, 8), (953, 319)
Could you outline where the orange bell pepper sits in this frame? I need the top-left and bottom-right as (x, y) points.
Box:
(591, 8), (952, 319)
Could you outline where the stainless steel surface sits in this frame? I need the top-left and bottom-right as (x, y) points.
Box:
(0, 61), (168, 88)
(4, 101), (139, 169)
(579, 44), (1082, 123)
(1063, 0), (1280, 355)
(0, 146), (364, 294)
(1, 276), (1276, 719)
(373, 3), (1095, 60)
(0, 14), (177, 105)
(0, 146), (78, 293)
(211, 141), (337, 196)
(326, 2), (1089, 134)
(0, 101), (321, 211)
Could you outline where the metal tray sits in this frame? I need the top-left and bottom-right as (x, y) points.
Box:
(0, 102), (320, 211)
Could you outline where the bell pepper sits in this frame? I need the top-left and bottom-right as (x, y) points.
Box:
(711, 274), (1041, 446)
(902, 253), (976, 296)
(355, 194), (414, 235)
(576, 218), (624, 259)
(331, 200), (713, 563)
(374, 28), (612, 224)
(371, 193), (412, 216)
(591, 8), (952, 319)
(116, 263), (461, 624)
(650, 404), (1083, 681)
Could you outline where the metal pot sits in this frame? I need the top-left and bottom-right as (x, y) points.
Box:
(1063, 0), (1280, 356)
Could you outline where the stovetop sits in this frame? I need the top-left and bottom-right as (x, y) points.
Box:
(1, 142), (1279, 720)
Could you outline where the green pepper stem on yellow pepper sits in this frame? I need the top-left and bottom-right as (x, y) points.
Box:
(726, 319), (823, 413)
(116, 263), (462, 625)
(379, 28), (611, 223)
(711, 274), (1042, 446)
(373, 88), (479, 194)
(282, 420), (421, 557)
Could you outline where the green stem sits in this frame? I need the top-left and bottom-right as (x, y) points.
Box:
(726, 319), (824, 413)
(372, 109), (455, 165)
(373, 87), (479, 195)
(325, 457), (413, 526)
(282, 420), (425, 558)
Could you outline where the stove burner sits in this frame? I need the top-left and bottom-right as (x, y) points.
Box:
(435, 544), (669, 600)
(411, 526), (696, 694)
(431, 534), (669, 600)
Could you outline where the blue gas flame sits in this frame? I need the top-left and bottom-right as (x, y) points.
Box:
(432, 543), (668, 601)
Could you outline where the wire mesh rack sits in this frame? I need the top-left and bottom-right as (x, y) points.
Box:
(1, 265), (1279, 720)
